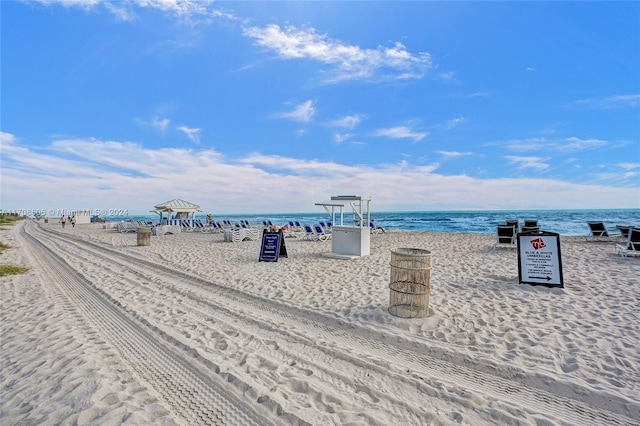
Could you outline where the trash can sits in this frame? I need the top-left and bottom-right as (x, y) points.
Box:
(137, 227), (151, 246)
(389, 248), (431, 318)
(44, 218), (49, 224)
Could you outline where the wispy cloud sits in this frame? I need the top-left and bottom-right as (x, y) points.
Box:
(464, 91), (492, 98)
(135, 116), (171, 133)
(33, 0), (220, 23)
(334, 133), (354, 144)
(328, 114), (361, 130)
(573, 94), (640, 109)
(505, 155), (550, 171)
(278, 100), (316, 124)
(1, 131), (17, 145)
(559, 137), (607, 152)
(177, 126), (201, 144)
(436, 151), (472, 158)
(243, 24), (433, 83)
(373, 126), (427, 142)
(616, 162), (640, 172)
(504, 136), (607, 153)
(441, 116), (467, 130)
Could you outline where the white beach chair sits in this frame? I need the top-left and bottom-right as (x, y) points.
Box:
(116, 222), (137, 233)
(616, 227), (640, 258)
(302, 225), (320, 241)
(314, 224), (331, 241)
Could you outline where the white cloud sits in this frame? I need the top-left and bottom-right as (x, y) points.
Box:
(1, 131), (18, 145)
(103, 2), (138, 21)
(464, 91), (492, 98)
(152, 117), (170, 132)
(573, 93), (640, 109)
(32, 0), (220, 22)
(437, 151), (472, 158)
(177, 126), (201, 144)
(334, 133), (353, 144)
(441, 116), (467, 130)
(373, 126), (427, 142)
(135, 116), (171, 133)
(560, 137), (607, 152)
(616, 162), (640, 171)
(505, 155), (550, 171)
(243, 24), (432, 82)
(1, 134), (638, 214)
(329, 115), (361, 130)
(278, 100), (316, 124)
(504, 136), (607, 153)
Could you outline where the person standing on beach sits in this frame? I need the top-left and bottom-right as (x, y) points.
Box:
(71, 215), (76, 228)
(60, 215), (67, 228)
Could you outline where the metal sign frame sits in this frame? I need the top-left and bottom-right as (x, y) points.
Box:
(517, 231), (564, 288)
(259, 230), (287, 262)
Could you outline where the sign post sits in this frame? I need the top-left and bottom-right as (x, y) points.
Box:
(517, 231), (564, 288)
(259, 229), (288, 262)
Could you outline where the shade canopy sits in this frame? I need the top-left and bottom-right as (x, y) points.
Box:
(315, 195), (371, 227)
(152, 199), (202, 219)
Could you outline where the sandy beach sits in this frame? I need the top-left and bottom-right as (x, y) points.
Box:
(1, 220), (639, 425)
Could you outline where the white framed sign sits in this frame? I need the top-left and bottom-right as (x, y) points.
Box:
(517, 231), (564, 288)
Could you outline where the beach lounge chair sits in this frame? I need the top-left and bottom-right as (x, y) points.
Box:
(314, 224), (331, 241)
(520, 226), (540, 234)
(616, 227), (640, 258)
(193, 219), (210, 232)
(586, 221), (616, 241)
(179, 220), (195, 232)
(505, 220), (519, 232)
(224, 227), (244, 242)
(523, 219), (538, 228)
(370, 221), (385, 234)
(116, 222), (138, 233)
(493, 225), (517, 249)
(617, 225), (631, 240)
(302, 225), (321, 241)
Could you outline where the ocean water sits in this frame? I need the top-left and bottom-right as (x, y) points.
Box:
(106, 209), (639, 236)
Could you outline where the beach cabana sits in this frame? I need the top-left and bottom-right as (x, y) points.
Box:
(152, 199), (202, 225)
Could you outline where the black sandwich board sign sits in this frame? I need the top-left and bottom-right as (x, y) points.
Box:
(259, 229), (288, 262)
(517, 231), (564, 288)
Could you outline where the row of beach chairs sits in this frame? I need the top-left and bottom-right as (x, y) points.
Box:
(493, 219), (540, 249)
(115, 220), (150, 233)
(494, 220), (639, 258)
(587, 221), (639, 259)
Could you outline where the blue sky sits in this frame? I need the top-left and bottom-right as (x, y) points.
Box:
(1, 0), (639, 216)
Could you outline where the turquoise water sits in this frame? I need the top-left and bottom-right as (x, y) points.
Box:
(104, 209), (639, 236)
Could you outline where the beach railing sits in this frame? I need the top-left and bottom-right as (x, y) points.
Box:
(389, 248), (431, 318)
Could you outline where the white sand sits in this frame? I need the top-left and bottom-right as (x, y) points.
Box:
(1, 220), (639, 425)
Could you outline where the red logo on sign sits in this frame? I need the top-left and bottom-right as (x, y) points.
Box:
(530, 238), (546, 250)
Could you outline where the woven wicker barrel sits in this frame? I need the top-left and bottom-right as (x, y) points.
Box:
(136, 227), (151, 246)
(389, 248), (431, 318)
